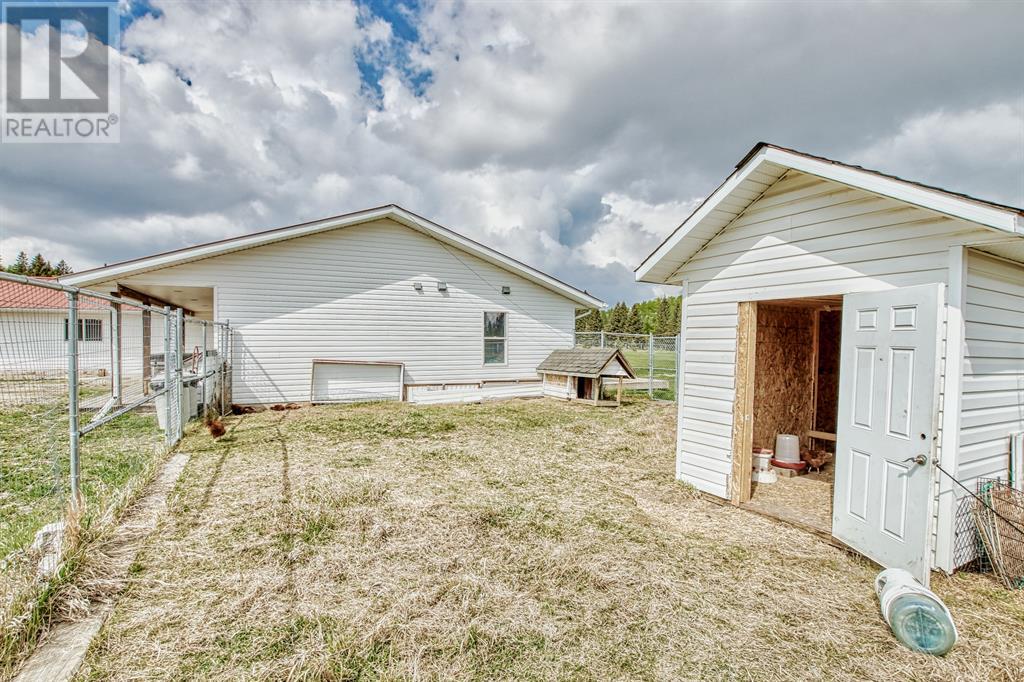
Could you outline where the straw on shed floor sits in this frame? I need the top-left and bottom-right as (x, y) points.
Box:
(77, 399), (1024, 681)
(746, 467), (835, 533)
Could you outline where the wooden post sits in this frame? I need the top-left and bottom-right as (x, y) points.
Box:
(730, 301), (757, 505)
(141, 308), (151, 395)
(617, 376), (623, 404)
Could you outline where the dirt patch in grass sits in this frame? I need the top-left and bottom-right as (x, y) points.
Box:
(78, 399), (1024, 681)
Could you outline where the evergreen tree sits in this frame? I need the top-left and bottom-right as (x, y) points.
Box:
(9, 251), (29, 274)
(53, 259), (73, 275)
(625, 303), (644, 335)
(605, 302), (628, 333)
(575, 308), (603, 333)
(668, 297), (681, 335)
(654, 296), (672, 335)
(28, 253), (51, 276)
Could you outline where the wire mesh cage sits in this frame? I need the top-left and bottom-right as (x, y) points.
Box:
(972, 478), (1024, 589)
(0, 273), (233, 628)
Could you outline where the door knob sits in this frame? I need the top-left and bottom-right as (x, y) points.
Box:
(903, 454), (927, 466)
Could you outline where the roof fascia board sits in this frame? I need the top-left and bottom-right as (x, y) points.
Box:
(634, 147), (770, 283)
(763, 147), (1021, 234)
(63, 206), (603, 309)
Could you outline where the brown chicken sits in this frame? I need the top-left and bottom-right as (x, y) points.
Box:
(802, 449), (833, 472)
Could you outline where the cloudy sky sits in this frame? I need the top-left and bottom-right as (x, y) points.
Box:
(1, 0), (1022, 303)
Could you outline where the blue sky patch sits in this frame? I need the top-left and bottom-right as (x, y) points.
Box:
(355, 0), (433, 104)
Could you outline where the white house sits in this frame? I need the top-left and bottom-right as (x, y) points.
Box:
(61, 205), (603, 405)
(636, 142), (1024, 583)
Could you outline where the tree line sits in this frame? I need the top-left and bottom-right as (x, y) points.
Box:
(2, 252), (73, 277)
(576, 295), (681, 335)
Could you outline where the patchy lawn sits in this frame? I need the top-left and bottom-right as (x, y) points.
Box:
(1, 398), (164, 678)
(0, 402), (162, 558)
(79, 399), (1023, 681)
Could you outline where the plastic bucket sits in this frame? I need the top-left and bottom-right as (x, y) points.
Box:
(150, 374), (191, 431)
(775, 434), (800, 463)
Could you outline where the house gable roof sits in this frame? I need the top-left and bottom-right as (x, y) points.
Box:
(61, 205), (604, 309)
(636, 142), (1024, 284)
(537, 347), (637, 379)
(0, 277), (106, 311)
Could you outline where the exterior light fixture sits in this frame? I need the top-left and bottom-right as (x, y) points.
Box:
(437, 281), (448, 292)
(501, 286), (511, 295)
(413, 282), (423, 291)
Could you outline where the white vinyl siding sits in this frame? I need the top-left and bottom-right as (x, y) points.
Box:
(93, 219), (576, 404)
(672, 171), (1005, 499)
(952, 251), (1024, 566)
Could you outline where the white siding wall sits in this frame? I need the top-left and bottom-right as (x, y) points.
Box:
(98, 219), (576, 404)
(952, 251), (1024, 565)
(671, 171), (1004, 500)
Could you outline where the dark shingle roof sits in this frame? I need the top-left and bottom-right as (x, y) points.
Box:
(537, 348), (635, 378)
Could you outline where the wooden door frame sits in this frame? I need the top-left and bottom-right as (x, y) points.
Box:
(730, 301), (757, 505)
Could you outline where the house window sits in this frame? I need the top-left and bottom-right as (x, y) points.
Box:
(483, 312), (506, 365)
(64, 318), (103, 341)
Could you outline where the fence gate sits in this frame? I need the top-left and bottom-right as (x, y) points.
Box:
(573, 331), (680, 401)
(0, 272), (233, 606)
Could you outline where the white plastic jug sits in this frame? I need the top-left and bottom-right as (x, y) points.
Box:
(775, 434), (800, 463)
(874, 568), (957, 655)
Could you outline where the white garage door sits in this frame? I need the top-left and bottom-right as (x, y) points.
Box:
(310, 360), (404, 403)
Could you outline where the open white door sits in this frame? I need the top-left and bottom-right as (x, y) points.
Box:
(832, 284), (942, 584)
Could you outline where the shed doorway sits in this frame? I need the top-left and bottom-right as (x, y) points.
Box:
(732, 297), (843, 536)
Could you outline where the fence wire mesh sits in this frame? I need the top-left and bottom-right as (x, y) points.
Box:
(574, 331), (680, 400)
(0, 273), (232, 635)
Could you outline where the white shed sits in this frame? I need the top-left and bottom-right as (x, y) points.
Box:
(637, 142), (1024, 583)
(61, 205), (603, 405)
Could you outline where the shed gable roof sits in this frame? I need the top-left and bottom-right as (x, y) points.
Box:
(636, 142), (1024, 284)
(537, 348), (636, 378)
(61, 205), (603, 309)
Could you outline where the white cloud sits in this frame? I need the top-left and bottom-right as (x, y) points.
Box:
(581, 194), (703, 270)
(1, 1), (1022, 306)
(852, 100), (1024, 208)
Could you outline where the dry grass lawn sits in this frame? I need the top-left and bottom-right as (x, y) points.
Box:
(77, 399), (1024, 681)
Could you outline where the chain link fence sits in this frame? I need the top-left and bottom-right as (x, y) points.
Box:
(574, 331), (680, 401)
(0, 272), (232, 650)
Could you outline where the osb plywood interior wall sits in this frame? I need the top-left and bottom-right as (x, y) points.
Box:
(814, 310), (842, 434)
(752, 305), (816, 450)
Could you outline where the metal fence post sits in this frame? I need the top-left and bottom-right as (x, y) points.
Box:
(110, 298), (122, 407)
(201, 321), (208, 420)
(648, 332), (655, 397)
(175, 308), (185, 443)
(66, 291), (81, 510)
(600, 331), (605, 348)
(163, 307), (173, 446)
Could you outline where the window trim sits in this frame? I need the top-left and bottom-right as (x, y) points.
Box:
(64, 317), (103, 342)
(482, 311), (508, 366)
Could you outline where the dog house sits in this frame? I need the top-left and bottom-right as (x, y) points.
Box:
(537, 348), (636, 406)
(636, 142), (1024, 584)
